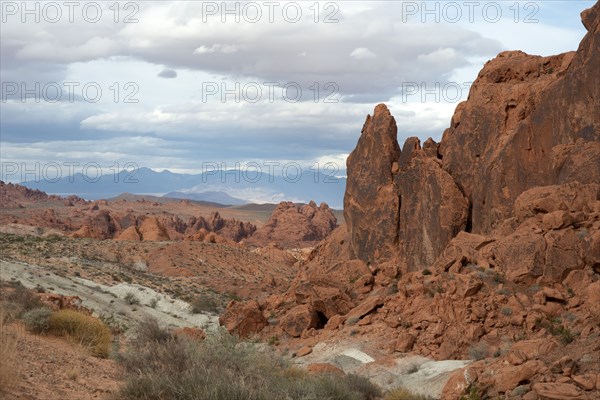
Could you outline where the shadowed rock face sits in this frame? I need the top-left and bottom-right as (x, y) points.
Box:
(394, 138), (469, 272)
(344, 104), (401, 264)
(343, 105), (469, 271)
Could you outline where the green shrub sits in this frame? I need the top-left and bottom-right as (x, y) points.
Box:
(23, 307), (51, 333)
(556, 326), (575, 344)
(459, 384), (483, 400)
(535, 317), (575, 345)
(421, 269), (431, 276)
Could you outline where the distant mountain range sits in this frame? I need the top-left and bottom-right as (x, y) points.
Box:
(21, 167), (346, 208)
(164, 191), (248, 206)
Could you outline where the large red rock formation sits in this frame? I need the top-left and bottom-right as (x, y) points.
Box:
(228, 3), (600, 398)
(439, 4), (600, 234)
(245, 201), (337, 248)
(344, 104), (470, 271)
(344, 104), (401, 263)
(342, 0), (599, 272)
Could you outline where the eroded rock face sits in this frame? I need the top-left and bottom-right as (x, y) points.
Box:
(344, 104), (401, 264)
(64, 209), (256, 243)
(280, 304), (320, 338)
(394, 138), (469, 271)
(71, 210), (117, 239)
(439, 4), (600, 235)
(246, 201), (337, 247)
(340, 0), (599, 272)
(343, 106), (469, 271)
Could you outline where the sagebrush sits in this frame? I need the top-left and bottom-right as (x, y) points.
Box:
(116, 318), (381, 400)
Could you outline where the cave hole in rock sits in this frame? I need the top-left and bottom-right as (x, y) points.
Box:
(315, 311), (329, 329)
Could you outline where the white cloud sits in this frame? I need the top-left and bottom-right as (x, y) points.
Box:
(417, 48), (458, 64)
(193, 44), (243, 54)
(350, 47), (376, 59)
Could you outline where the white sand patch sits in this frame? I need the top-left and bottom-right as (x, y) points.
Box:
(0, 259), (220, 333)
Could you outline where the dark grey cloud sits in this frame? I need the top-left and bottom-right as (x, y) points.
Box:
(158, 69), (177, 79)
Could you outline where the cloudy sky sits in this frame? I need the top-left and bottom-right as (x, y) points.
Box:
(0, 0), (595, 181)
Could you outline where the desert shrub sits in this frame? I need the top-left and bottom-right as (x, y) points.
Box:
(555, 325), (575, 344)
(535, 317), (575, 345)
(0, 301), (23, 324)
(406, 363), (419, 374)
(468, 342), (489, 361)
(459, 384), (483, 400)
(501, 306), (513, 316)
(342, 374), (381, 399)
(97, 312), (128, 335)
(132, 316), (172, 346)
(5, 282), (42, 315)
(49, 310), (111, 357)
(421, 269), (431, 276)
(148, 297), (159, 308)
(123, 292), (140, 305)
(190, 294), (218, 314)
(0, 312), (20, 392)
(116, 324), (381, 400)
(23, 307), (52, 333)
(512, 385), (529, 396)
(385, 388), (433, 400)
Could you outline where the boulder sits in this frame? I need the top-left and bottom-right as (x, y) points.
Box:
(280, 304), (320, 338)
(219, 300), (268, 338)
(533, 383), (588, 400)
(306, 363), (344, 375)
(494, 360), (545, 393)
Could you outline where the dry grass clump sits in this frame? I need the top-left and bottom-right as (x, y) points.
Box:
(2, 282), (111, 358)
(48, 310), (111, 358)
